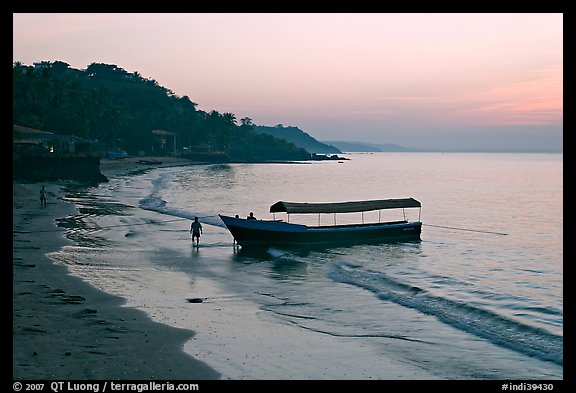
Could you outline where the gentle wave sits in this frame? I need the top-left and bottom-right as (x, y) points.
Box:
(139, 172), (225, 228)
(328, 261), (563, 365)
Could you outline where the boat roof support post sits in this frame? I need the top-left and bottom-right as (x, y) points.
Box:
(403, 208), (406, 221)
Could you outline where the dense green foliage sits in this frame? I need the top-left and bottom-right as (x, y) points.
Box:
(13, 61), (312, 161)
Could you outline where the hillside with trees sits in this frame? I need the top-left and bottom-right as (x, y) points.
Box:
(253, 125), (341, 154)
(12, 61), (313, 162)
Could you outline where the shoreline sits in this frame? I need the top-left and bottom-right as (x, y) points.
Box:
(13, 157), (440, 381)
(13, 155), (563, 381)
(13, 158), (220, 380)
(99, 156), (198, 178)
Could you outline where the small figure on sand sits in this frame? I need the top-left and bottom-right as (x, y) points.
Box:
(247, 212), (256, 220)
(190, 217), (203, 247)
(40, 186), (47, 207)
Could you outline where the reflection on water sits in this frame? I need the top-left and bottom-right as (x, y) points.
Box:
(51, 152), (563, 378)
(230, 247), (310, 279)
(55, 185), (136, 247)
(226, 240), (425, 288)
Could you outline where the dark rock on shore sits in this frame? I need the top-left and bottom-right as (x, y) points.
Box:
(310, 153), (349, 161)
(13, 156), (109, 184)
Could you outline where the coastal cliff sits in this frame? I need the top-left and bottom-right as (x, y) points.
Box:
(13, 155), (108, 183)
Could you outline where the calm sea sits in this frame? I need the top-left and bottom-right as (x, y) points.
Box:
(52, 152), (563, 379)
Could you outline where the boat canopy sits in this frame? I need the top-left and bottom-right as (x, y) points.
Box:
(269, 198), (421, 214)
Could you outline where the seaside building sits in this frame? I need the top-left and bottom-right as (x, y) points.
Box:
(13, 124), (94, 155)
(151, 129), (177, 156)
(13, 124), (107, 183)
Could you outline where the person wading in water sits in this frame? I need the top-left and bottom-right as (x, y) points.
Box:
(190, 217), (203, 248)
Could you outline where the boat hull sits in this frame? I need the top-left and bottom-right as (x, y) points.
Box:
(219, 215), (421, 247)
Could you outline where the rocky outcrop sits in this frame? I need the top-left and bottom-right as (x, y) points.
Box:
(13, 155), (109, 183)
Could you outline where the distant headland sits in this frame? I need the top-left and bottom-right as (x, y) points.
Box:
(324, 140), (563, 154)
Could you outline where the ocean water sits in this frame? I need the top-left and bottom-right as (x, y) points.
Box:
(50, 152), (563, 379)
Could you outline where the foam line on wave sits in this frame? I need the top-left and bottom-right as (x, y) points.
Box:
(328, 261), (563, 366)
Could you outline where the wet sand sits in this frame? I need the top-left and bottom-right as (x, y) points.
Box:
(99, 156), (196, 177)
(13, 156), (449, 382)
(12, 157), (220, 380)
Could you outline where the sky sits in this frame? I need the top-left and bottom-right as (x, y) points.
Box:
(13, 13), (563, 151)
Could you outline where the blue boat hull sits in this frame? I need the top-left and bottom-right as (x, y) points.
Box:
(219, 215), (422, 247)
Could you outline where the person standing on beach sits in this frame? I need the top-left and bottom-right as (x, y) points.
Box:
(190, 217), (203, 247)
(40, 186), (47, 207)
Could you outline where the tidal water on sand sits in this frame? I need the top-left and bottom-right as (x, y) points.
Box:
(50, 152), (563, 379)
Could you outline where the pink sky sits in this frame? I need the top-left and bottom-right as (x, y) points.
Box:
(13, 13), (563, 150)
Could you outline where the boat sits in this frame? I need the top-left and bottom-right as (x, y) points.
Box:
(219, 198), (422, 247)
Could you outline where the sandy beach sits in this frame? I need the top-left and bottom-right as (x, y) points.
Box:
(14, 155), (562, 382)
(13, 156), (440, 381)
(12, 157), (220, 380)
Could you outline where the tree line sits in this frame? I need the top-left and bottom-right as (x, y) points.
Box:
(13, 61), (312, 161)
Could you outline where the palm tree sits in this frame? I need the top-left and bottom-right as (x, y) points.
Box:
(222, 113), (237, 126)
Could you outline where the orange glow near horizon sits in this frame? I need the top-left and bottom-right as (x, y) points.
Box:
(451, 66), (563, 126)
(13, 13), (563, 148)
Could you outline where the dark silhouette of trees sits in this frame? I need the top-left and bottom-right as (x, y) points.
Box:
(13, 61), (311, 162)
